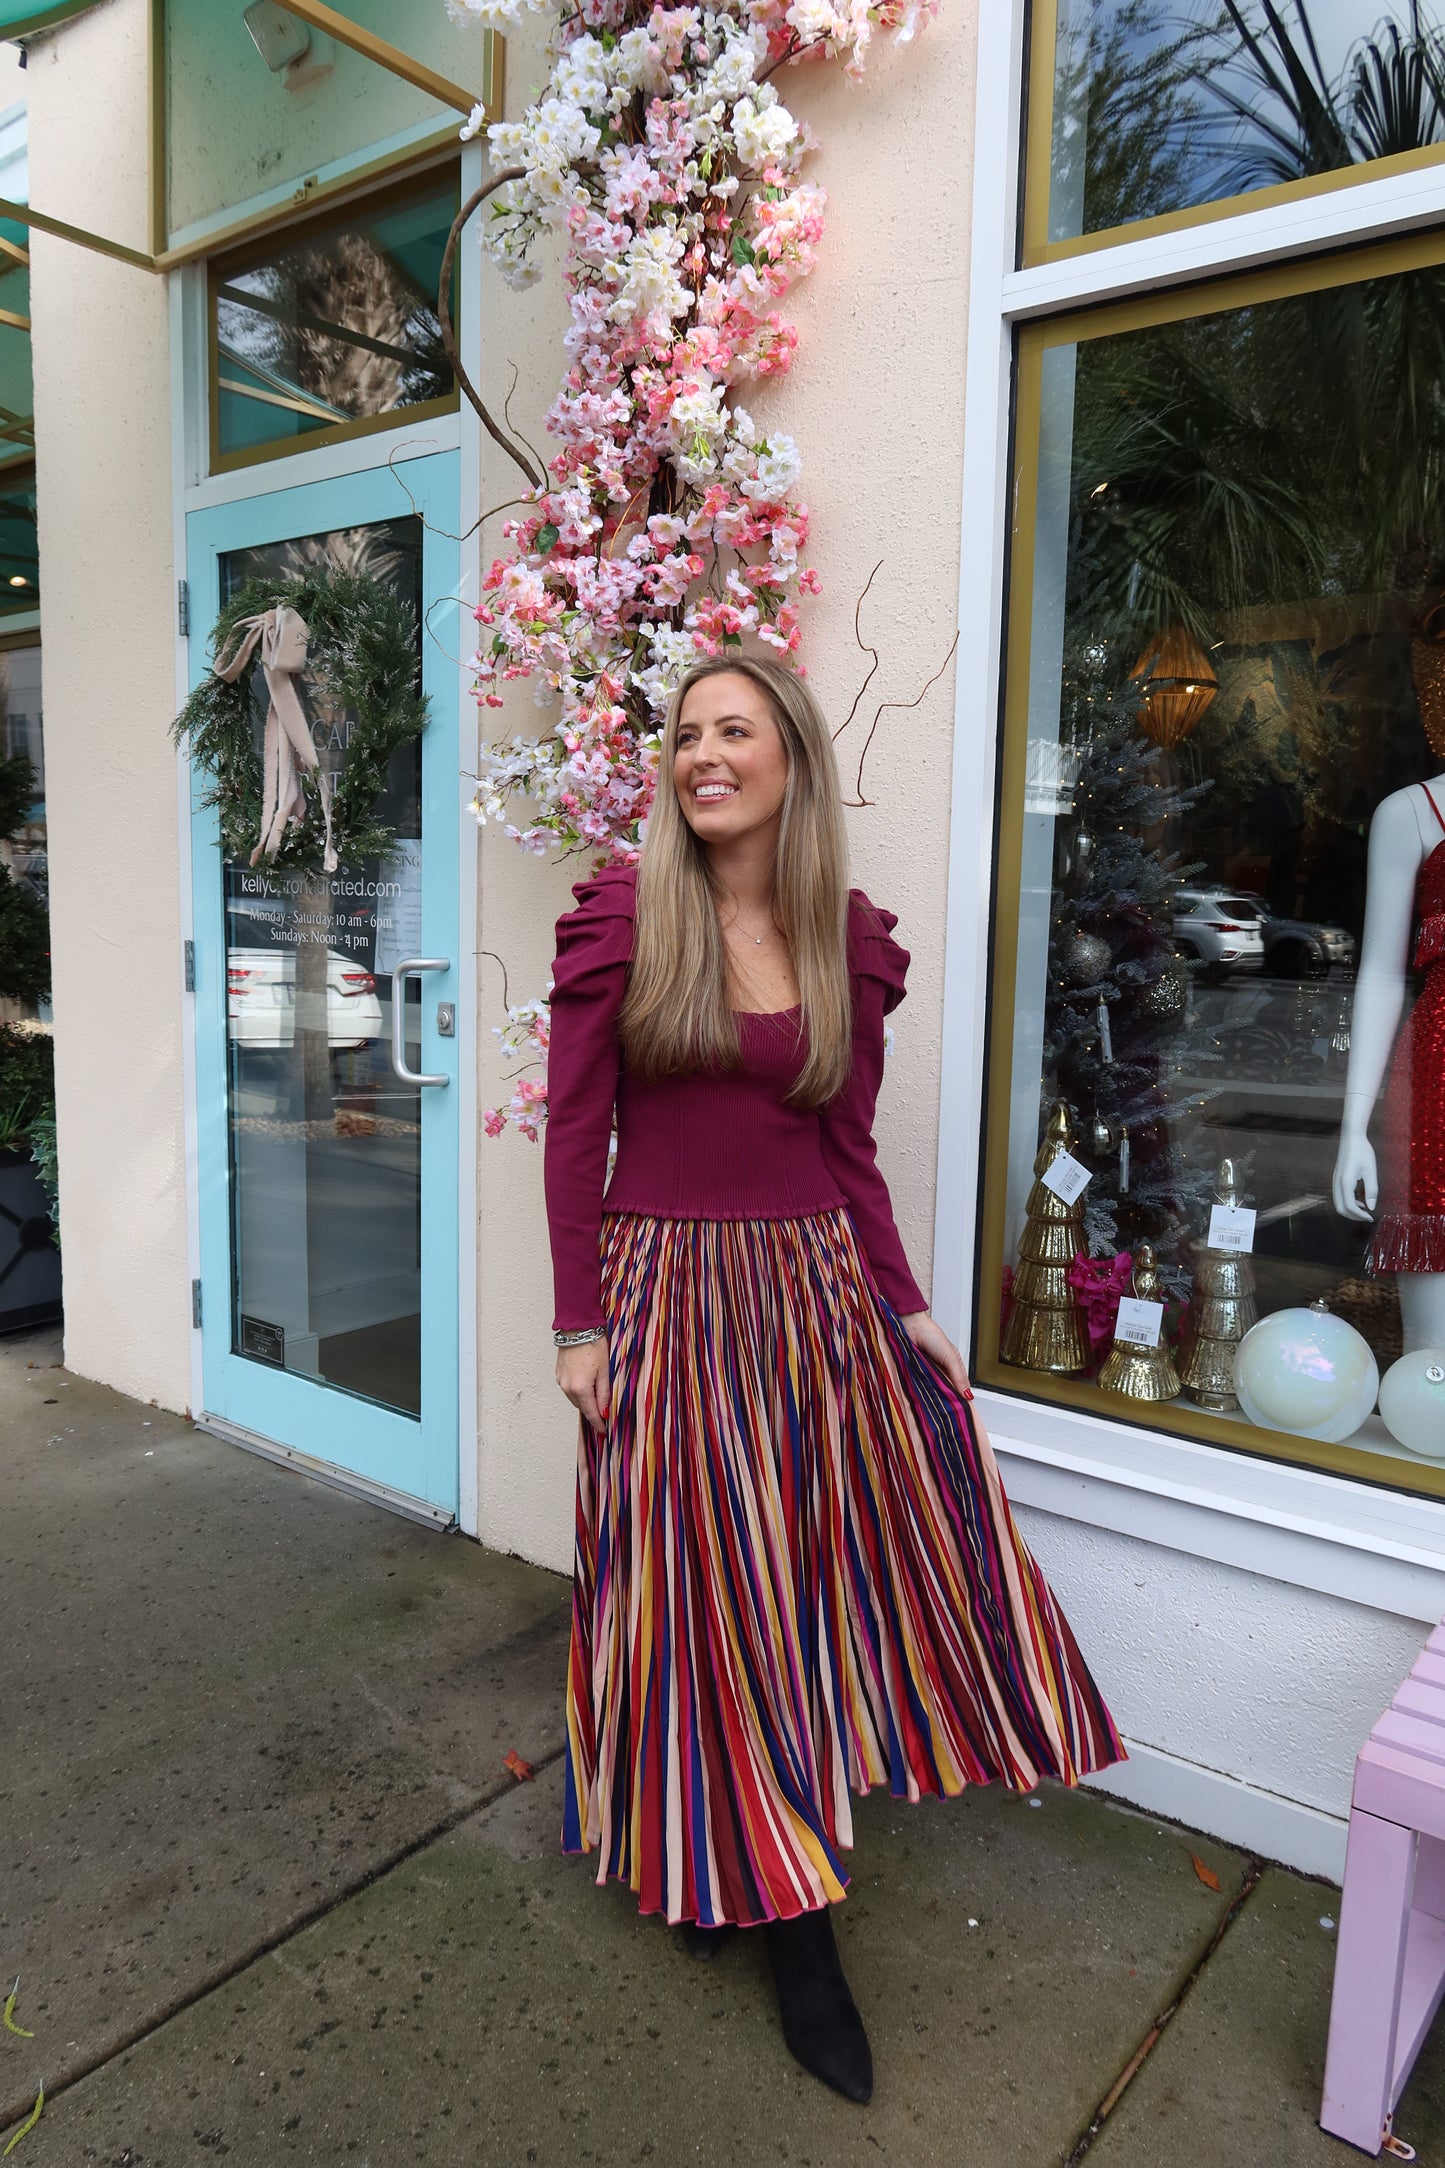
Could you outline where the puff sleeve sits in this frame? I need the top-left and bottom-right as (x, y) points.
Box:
(816, 892), (928, 1315)
(543, 862), (636, 1333)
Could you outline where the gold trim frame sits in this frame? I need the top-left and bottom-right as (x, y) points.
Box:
(978, 224), (1445, 1502)
(205, 165), (461, 476)
(1021, 0), (1445, 266)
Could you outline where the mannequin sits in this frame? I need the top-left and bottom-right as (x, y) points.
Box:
(1332, 777), (1445, 1351)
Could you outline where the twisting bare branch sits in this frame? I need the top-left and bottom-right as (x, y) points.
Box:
(482, 947), (513, 1010)
(503, 359), (548, 480)
(438, 169), (545, 490)
(842, 628), (961, 809)
(832, 559), (885, 744)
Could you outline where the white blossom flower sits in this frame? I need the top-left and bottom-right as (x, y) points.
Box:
(786, 0), (844, 42)
(669, 375), (730, 481)
(730, 92), (801, 171)
(609, 225), (691, 334)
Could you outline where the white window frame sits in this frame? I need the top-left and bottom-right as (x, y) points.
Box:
(934, 0), (1445, 1626)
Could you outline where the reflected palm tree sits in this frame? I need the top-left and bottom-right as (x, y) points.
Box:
(1208, 0), (1445, 189)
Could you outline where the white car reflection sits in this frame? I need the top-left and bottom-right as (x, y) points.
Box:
(227, 946), (384, 1050)
(1172, 888), (1267, 977)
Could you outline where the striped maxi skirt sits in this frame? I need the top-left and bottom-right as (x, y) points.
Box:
(562, 1208), (1124, 1928)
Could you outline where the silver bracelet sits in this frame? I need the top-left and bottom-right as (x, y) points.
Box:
(554, 1326), (605, 1348)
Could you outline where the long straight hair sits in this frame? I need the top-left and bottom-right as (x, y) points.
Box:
(618, 655), (852, 1107)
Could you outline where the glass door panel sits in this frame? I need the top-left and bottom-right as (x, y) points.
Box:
(221, 517), (423, 1416)
(188, 455), (459, 1515)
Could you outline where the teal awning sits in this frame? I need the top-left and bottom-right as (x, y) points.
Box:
(2, 1), (103, 36)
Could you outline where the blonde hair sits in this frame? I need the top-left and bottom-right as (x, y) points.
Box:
(619, 655), (853, 1106)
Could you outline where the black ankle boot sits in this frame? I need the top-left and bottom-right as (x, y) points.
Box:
(681, 1920), (736, 1960)
(763, 1908), (873, 2103)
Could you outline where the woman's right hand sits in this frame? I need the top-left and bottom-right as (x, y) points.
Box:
(556, 1336), (611, 1430)
(1332, 1133), (1379, 1223)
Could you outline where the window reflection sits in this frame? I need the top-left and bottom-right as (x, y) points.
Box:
(0, 466), (39, 611)
(1043, 1), (1445, 247)
(213, 179), (457, 466)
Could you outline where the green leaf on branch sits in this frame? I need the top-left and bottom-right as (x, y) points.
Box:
(730, 232), (756, 267)
(534, 523), (559, 557)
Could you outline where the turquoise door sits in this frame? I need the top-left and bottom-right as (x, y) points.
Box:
(187, 453), (460, 1519)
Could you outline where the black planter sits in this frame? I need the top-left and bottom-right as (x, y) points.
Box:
(0, 1145), (61, 1332)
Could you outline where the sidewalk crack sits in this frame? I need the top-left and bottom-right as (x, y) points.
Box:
(0, 1743), (568, 2136)
(1063, 1860), (1265, 2164)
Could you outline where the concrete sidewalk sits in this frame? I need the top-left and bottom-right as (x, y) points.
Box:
(2, 1328), (1442, 2167)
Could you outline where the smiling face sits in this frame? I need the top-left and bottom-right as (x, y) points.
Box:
(672, 670), (790, 849)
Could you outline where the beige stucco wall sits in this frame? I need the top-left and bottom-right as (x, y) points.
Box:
(473, 11), (978, 1571)
(29, 0), (191, 1410)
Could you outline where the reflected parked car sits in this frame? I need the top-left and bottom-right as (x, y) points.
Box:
(227, 947), (384, 1050)
(1172, 888), (1267, 976)
(1234, 895), (1357, 979)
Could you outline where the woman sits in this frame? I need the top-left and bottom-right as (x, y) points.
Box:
(544, 656), (1122, 2104)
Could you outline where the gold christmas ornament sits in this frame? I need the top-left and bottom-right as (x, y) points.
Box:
(1130, 626), (1219, 750)
(1099, 1243), (1182, 1401)
(1001, 1102), (1089, 1375)
(1179, 1159), (1259, 1412)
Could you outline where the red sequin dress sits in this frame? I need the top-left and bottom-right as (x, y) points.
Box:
(1368, 784), (1445, 1277)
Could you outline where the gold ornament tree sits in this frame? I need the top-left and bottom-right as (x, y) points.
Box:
(1099, 1243), (1181, 1402)
(1002, 1102), (1089, 1374)
(1179, 1159), (1258, 1411)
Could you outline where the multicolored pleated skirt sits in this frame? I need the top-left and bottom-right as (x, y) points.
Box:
(562, 1209), (1124, 1928)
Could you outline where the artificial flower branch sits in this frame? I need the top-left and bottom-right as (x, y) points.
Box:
(443, 0), (934, 1137)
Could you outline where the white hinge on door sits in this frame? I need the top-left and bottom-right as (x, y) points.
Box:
(177, 579), (190, 638)
(191, 1278), (203, 1329)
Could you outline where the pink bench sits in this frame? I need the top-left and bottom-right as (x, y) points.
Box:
(1322, 1625), (1445, 2159)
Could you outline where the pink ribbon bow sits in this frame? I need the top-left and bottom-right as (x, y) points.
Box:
(211, 604), (337, 874)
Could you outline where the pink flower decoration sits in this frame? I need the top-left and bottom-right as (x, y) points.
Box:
(1066, 1252), (1136, 1368)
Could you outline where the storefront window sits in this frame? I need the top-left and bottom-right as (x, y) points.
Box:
(0, 465), (38, 612)
(1032, 1), (1445, 255)
(981, 237), (1445, 1486)
(210, 177), (457, 471)
(0, 636), (43, 1013)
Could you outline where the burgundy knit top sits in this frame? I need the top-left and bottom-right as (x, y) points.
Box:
(543, 862), (927, 1332)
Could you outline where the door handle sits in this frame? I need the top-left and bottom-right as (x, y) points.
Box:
(390, 957), (451, 1087)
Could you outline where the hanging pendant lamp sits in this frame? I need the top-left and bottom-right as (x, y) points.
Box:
(1130, 626), (1219, 750)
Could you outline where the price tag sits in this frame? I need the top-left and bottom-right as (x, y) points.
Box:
(1114, 1297), (1164, 1348)
(1041, 1152), (1092, 1206)
(1207, 1205), (1257, 1254)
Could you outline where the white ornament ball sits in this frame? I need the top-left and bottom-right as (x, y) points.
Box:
(1234, 1307), (1380, 1443)
(1379, 1350), (1445, 1459)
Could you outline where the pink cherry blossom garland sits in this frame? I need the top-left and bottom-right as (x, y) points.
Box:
(449, 0), (933, 1137)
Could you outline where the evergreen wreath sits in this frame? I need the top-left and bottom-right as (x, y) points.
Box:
(174, 568), (429, 874)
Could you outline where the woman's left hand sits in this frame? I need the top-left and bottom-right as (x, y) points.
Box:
(899, 1311), (974, 1402)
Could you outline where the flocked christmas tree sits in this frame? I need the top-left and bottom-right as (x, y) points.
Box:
(1041, 660), (1214, 1287)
